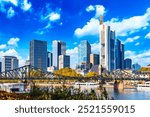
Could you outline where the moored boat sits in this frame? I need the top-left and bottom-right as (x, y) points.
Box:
(136, 82), (150, 91)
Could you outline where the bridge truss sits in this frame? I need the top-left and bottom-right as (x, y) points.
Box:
(0, 65), (150, 81)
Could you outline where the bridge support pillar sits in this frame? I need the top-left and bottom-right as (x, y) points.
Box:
(114, 80), (124, 90)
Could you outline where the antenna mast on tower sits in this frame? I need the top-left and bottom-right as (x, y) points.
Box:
(100, 15), (103, 25)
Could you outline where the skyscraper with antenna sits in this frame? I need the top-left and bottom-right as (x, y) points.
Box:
(99, 16), (115, 71)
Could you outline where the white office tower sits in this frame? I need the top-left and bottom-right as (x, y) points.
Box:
(99, 16), (115, 72)
(2, 56), (19, 72)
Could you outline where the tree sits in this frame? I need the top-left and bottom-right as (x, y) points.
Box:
(86, 72), (99, 77)
(30, 70), (43, 78)
(54, 68), (82, 77)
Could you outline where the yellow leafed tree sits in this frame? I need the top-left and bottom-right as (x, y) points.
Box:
(86, 72), (99, 77)
(54, 68), (82, 77)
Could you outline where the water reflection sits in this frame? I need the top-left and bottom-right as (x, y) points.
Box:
(106, 87), (150, 100)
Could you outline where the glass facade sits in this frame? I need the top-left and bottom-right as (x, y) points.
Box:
(100, 17), (124, 72)
(52, 40), (66, 70)
(0, 62), (1, 72)
(132, 63), (141, 71)
(78, 40), (91, 70)
(30, 40), (47, 71)
(124, 58), (132, 70)
(59, 55), (70, 69)
(121, 44), (124, 69)
(110, 31), (115, 71)
(115, 39), (124, 70)
(47, 52), (53, 67)
(115, 39), (121, 69)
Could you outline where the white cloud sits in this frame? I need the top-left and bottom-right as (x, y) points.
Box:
(145, 32), (150, 39)
(21, 0), (32, 11)
(124, 36), (140, 44)
(0, 44), (6, 49)
(0, 37), (26, 67)
(74, 18), (99, 37)
(40, 8), (61, 22)
(44, 22), (52, 29)
(125, 49), (150, 66)
(86, 5), (105, 18)
(66, 47), (78, 56)
(36, 7), (61, 35)
(7, 7), (15, 18)
(8, 37), (20, 46)
(34, 30), (44, 35)
(74, 5), (105, 38)
(75, 7), (150, 38)
(0, 0), (32, 18)
(135, 42), (140, 46)
(0, 0), (18, 6)
(0, 48), (18, 56)
(66, 47), (78, 69)
(49, 12), (60, 22)
(0, 49), (26, 67)
(95, 5), (105, 18)
(91, 42), (99, 54)
(105, 8), (150, 36)
(86, 5), (95, 12)
(9, 0), (18, 6)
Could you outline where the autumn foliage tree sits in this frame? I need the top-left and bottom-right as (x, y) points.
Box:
(54, 68), (82, 77)
(139, 67), (150, 72)
(86, 72), (99, 77)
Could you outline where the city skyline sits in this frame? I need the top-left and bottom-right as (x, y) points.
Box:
(0, 0), (150, 68)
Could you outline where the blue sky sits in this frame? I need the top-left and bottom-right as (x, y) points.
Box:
(0, 0), (150, 68)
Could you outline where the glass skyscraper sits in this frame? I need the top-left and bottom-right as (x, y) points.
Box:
(99, 16), (115, 71)
(132, 63), (141, 71)
(30, 40), (47, 71)
(0, 62), (2, 72)
(110, 31), (115, 71)
(124, 58), (132, 70)
(52, 40), (66, 70)
(78, 40), (91, 70)
(121, 44), (124, 69)
(115, 39), (121, 69)
(47, 52), (53, 67)
(115, 39), (124, 70)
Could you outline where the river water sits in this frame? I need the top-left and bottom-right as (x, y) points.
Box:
(106, 88), (150, 100)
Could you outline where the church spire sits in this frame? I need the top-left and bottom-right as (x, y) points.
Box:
(100, 15), (103, 25)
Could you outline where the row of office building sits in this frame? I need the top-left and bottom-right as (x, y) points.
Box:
(76, 16), (135, 73)
(98, 16), (141, 72)
(0, 16), (139, 73)
(0, 38), (137, 73)
(0, 38), (134, 73)
(29, 40), (101, 72)
(29, 40), (70, 71)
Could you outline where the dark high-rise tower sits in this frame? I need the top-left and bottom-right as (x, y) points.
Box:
(120, 44), (124, 69)
(124, 58), (132, 70)
(47, 52), (53, 67)
(30, 40), (47, 71)
(115, 39), (124, 69)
